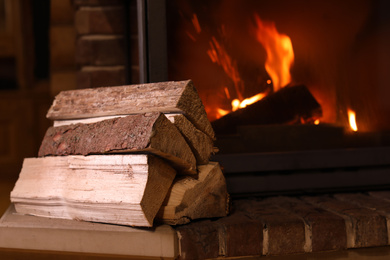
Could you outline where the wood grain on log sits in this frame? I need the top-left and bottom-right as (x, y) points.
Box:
(47, 80), (215, 140)
(157, 162), (229, 225)
(166, 114), (214, 165)
(38, 112), (197, 174)
(11, 154), (176, 227)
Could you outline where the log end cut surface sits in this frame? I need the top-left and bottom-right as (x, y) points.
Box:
(157, 162), (228, 225)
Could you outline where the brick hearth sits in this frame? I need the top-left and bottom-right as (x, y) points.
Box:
(176, 191), (390, 259)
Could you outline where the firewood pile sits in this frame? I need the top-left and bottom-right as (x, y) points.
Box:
(10, 80), (229, 227)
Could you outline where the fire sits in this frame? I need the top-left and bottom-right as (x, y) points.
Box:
(231, 93), (267, 111)
(347, 109), (358, 132)
(254, 14), (294, 92)
(199, 13), (295, 120)
(217, 108), (230, 118)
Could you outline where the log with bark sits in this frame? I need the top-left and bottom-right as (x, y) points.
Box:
(47, 80), (215, 140)
(11, 154), (176, 227)
(52, 113), (215, 166)
(211, 85), (322, 134)
(38, 112), (197, 175)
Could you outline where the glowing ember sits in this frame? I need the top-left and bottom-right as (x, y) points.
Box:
(231, 93), (267, 111)
(347, 109), (358, 131)
(216, 108), (230, 119)
(254, 14), (294, 92)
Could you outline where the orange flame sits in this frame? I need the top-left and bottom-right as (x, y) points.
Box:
(204, 14), (295, 120)
(232, 93), (267, 111)
(191, 14), (202, 34)
(216, 108), (230, 118)
(207, 36), (268, 119)
(207, 37), (244, 101)
(254, 14), (294, 91)
(347, 109), (358, 131)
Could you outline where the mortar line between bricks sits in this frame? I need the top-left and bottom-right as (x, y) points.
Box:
(81, 65), (125, 70)
(302, 218), (313, 252)
(176, 230), (183, 258)
(302, 197), (356, 248)
(385, 218), (390, 245)
(79, 35), (124, 40)
(262, 224), (269, 256)
(218, 224), (227, 257)
(78, 6), (124, 11)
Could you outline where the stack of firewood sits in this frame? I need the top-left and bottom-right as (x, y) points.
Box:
(10, 80), (229, 227)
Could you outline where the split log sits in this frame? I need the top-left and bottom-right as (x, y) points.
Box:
(38, 112), (197, 175)
(211, 85), (322, 134)
(166, 114), (214, 165)
(11, 154), (176, 227)
(156, 162), (229, 225)
(52, 113), (215, 166)
(47, 80), (215, 140)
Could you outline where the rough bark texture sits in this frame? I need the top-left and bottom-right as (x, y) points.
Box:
(46, 80), (215, 140)
(39, 112), (197, 174)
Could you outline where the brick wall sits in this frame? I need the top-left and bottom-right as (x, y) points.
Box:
(73, 0), (137, 89)
(50, 0), (76, 95)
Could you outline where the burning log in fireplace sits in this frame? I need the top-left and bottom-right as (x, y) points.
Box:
(211, 84), (322, 134)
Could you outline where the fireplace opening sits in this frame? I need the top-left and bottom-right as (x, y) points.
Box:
(139, 0), (390, 195)
(165, 0), (390, 130)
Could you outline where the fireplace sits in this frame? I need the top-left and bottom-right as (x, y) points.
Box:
(137, 0), (390, 196)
